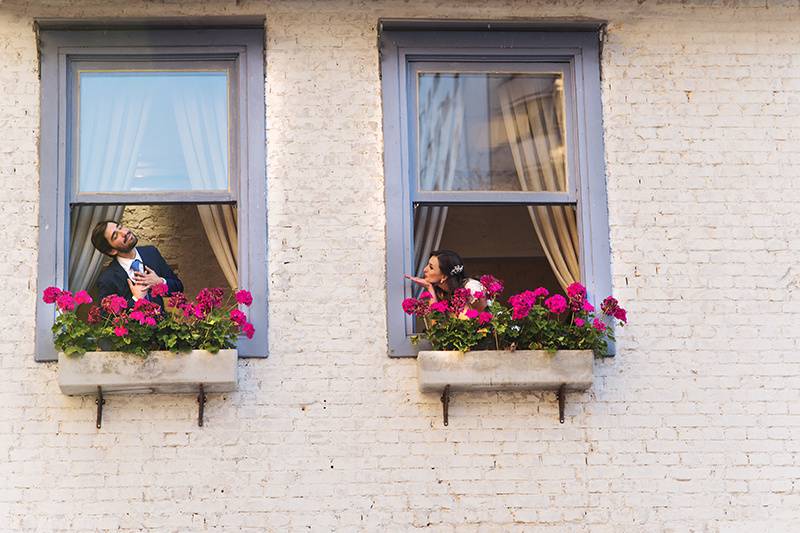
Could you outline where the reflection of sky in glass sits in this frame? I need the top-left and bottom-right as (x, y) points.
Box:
(77, 71), (228, 193)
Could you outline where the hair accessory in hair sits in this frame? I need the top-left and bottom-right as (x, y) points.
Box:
(450, 264), (464, 276)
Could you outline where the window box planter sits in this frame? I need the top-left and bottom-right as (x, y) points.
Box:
(58, 350), (238, 427)
(417, 349), (593, 425)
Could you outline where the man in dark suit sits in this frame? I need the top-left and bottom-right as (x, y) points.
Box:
(90, 220), (183, 309)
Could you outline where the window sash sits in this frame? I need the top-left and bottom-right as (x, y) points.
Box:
(408, 61), (577, 197)
(67, 58), (240, 204)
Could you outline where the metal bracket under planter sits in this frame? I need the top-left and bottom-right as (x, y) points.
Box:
(58, 350), (238, 428)
(418, 350), (593, 426)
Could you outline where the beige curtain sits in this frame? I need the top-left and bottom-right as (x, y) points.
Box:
(498, 77), (580, 290)
(414, 74), (464, 277)
(197, 205), (238, 289)
(173, 86), (238, 288)
(69, 205), (125, 292)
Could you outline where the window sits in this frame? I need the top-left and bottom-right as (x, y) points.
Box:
(380, 25), (611, 356)
(35, 25), (267, 361)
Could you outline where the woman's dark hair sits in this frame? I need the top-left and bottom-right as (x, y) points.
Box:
(430, 249), (467, 299)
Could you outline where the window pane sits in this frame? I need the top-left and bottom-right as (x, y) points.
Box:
(69, 204), (236, 299)
(76, 71), (229, 193)
(413, 204), (579, 299)
(417, 72), (567, 192)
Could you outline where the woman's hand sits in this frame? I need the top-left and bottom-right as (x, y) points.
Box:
(404, 274), (434, 293)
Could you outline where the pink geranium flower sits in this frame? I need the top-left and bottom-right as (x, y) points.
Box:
(544, 294), (568, 314)
(151, 283), (169, 297)
(477, 312), (492, 325)
(197, 288), (224, 311)
(574, 317), (585, 327)
(465, 309), (479, 319)
(74, 290), (92, 305)
(430, 301), (449, 313)
(230, 309), (247, 326)
(113, 326), (128, 337)
(402, 298), (417, 315)
(566, 282), (586, 300)
(532, 287), (549, 300)
(479, 275), (504, 298)
(582, 300), (595, 313)
(43, 286), (62, 304)
(87, 305), (101, 325)
(55, 292), (76, 312)
(592, 318), (607, 332)
(241, 322), (255, 339)
(601, 296), (619, 315)
(235, 290), (253, 306)
(101, 295), (127, 315)
(450, 288), (472, 314)
(567, 282), (587, 311)
(419, 291), (433, 300)
(613, 307), (627, 324)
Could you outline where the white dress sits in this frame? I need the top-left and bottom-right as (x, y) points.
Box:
(463, 278), (486, 303)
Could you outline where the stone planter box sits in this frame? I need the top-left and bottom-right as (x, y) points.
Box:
(417, 349), (594, 425)
(58, 349), (238, 395)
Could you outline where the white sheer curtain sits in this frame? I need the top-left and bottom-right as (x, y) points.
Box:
(69, 82), (152, 291)
(498, 77), (580, 290)
(172, 84), (238, 289)
(414, 74), (465, 276)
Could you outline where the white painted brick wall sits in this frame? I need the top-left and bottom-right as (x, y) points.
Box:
(1, 0), (799, 530)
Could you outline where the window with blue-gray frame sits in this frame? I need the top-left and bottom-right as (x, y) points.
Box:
(34, 25), (268, 361)
(380, 24), (611, 356)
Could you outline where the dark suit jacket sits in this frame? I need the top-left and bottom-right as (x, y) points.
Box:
(96, 245), (183, 310)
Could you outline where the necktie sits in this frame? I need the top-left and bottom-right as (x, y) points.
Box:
(130, 259), (151, 301)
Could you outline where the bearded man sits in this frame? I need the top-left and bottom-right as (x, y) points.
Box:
(90, 220), (183, 309)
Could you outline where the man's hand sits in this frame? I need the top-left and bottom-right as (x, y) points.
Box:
(127, 278), (148, 300)
(133, 266), (162, 289)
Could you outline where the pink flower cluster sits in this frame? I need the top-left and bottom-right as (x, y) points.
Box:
(195, 287), (225, 318)
(464, 309), (493, 325)
(101, 294), (128, 315)
(128, 299), (162, 327)
(508, 287), (549, 319)
(479, 275), (504, 299)
(449, 288), (472, 315)
(229, 308), (255, 339)
(151, 283), (169, 298)
(544, 294), (568, 314)
(402, 291), (434, 317)
(43, 286), (93, 312)
(601, 296), (628, 324)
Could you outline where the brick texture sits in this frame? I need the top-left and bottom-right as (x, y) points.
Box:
(1, 0), (799, 531)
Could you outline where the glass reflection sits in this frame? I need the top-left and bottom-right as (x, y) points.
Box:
(77, 71), (229, 193)
(417, 72), (566, 192)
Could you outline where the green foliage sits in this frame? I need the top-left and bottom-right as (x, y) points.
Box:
(52, 312), (96, 357)
(407, 284), (625, 355)
(45, 287), (253, 358)
(424, 312), (491, 353)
